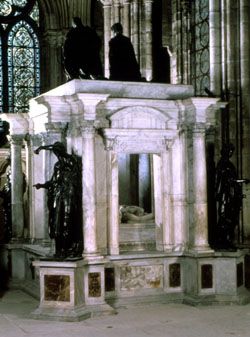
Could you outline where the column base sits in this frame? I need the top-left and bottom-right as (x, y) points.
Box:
(82, 252), (105, 261)
(189, 245), (214, 255)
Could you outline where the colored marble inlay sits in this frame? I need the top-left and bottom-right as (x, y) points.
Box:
(44, 274), (70, 302)
(169, 263), (181, 288)
(105, 267), (115, 292)
(88, 272), (101, 297)
(201, 264), (213, 289)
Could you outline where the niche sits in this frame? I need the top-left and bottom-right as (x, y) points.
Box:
(118, 153), (156, 252)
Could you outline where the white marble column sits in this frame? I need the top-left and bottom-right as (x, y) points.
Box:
(107, 148), (119, 255)
(10, 135), (24, 239)
(101, 0), (112, 78)
(122, 0), (131, 37)
(209, 0), (222, 96)
(81, 122), (98, 257)
(171, 136), (187, 252)
(138, 154), (151, 211)
(192, 125), (210, 251)
(144, 0), (153, 81)
(161, 145), (174, 251)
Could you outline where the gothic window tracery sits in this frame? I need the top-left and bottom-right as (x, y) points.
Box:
(190, 0), (210, 96)
(0, 0), (40, 113)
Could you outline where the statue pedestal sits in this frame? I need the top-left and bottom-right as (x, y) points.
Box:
(31, 258), (116, 321)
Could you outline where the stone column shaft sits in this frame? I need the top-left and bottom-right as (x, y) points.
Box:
(103, 3), (112, 78)
(240, 0), (250, 119)
(192, 126), (210, 250)
(107, 150), (119, 255)
(209, 0), (222, 96)
(132, 0), (139, 58)
(10, 135), (24, 239)
(161, 150), (174, 251)
(114, 0), (120, 23)
(82, 125), (98, 256)
(123, 1), (131, 37)
(171, 136), (187, 251)
(144, 0), (153, 81)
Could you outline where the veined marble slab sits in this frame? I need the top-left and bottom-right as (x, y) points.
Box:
(38, 79), (194, 100)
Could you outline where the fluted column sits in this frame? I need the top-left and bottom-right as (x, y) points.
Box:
(209, 0), (222, 95)
(144, 0), (153, 81)
(10, 135), (24, 239)
(192, 125), (210, 251)
(100, 0), (112, 78)
(122, 0), (131, 37)
(81, 122), (98, 257)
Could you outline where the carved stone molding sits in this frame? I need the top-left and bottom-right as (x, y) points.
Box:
(164, 138), (174, 151)
(9, 134), (24, 146)
(104, 137), (117, 151)
(81, 121), (96, 135)
(103, 129), (176, 153)
(99, 0), (112, 6)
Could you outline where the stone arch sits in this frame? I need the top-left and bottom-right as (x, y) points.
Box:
(109, 106), (172, 130)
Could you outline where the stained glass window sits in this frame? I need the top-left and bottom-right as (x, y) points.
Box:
(190, 0), (210, 96)
(0, 0), (40, 113)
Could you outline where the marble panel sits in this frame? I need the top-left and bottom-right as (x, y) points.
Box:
(105, 267), (115, 292)
(120, 265), (163, 290)
(43, 79), (194, 100)
(169, 263), (181, 288)
(44, 274), (70, 302)
(88, 272), (101, 297)
(201, 264), (213, 289)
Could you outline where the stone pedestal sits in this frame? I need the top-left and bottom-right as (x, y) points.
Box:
(31, 258), (115, 321)
(184, 250), (250, 305)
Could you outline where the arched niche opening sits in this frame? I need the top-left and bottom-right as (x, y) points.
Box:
(118, 152), (156, 252)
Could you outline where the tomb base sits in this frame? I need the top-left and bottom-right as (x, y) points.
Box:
(31, 258), (116, 321)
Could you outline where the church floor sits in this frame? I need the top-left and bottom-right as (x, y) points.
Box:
(1, 290), (250, 337)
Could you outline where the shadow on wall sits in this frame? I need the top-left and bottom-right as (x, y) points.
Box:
(244, 255), (250, 289)
(0, 247), (10, 295)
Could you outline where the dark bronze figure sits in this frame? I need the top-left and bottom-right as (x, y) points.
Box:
(34, 142), (82, 259)
(63, 17), (103, 81)
(215, 143), (249, 249)
(0, 158), (12, 243)
(0, 120), (9, 147)
(109, 22), (142, 81)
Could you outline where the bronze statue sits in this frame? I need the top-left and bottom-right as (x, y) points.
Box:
(63, 17), (103, 80)
(215, 143), (249, 249)
(34, 142), (82, 259)
(109, 22), (142, 81)
(0, 120), (9, 147)
(0, 157), (11, 243)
